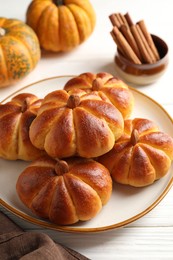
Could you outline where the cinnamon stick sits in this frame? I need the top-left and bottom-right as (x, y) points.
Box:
(115, 13), (124, 25)
(137, 20), (160, 60)
(119, 13), (129, 27)
(109, 14), (121, 27)
(130, 24), (153, 63)
(110, 30), (127, 58)
(112, 26), (141, 64)
(136, 24), (157, 63)
(124, 12), (134, 26)
(110, 12), (160, 65)
(110, 13), (142, 61)
(109, 13), (130, 28)
(120, 24), (142, 61)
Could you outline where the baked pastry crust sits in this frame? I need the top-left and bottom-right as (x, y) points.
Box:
(16, 156), (112, 225)
(29, 88), (124, 158)
(98, 118), (173, 187)
(64, 72), (134, 119)
(0, 93), (45, 161)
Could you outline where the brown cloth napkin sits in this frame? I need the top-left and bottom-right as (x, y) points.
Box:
(0, 211), (90, 260)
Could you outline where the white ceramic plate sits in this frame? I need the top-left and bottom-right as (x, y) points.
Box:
(0, 75), (173, 233)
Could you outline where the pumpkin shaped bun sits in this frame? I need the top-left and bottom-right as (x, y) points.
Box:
(64, 72), (134, 119)
(0, 17), (40, 88)
(98, 118), (173, 187)
(29, 88), (124, 158)
(26, 0), (96, 52)
(0, 93), (45, 161)
(16, 156), (112, 225)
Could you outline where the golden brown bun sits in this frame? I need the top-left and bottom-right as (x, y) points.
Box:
(98, 118), (173, 187)
(29, 88), (124, 158)
(0, 93), (45, 161)
(64, 72), (134, 119)
(16, 156), (112, 225)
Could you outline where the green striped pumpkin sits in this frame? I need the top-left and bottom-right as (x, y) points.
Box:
(0, 17), (40, 88)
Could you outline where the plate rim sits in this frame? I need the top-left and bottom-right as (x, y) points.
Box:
(0, 75), (173, 233)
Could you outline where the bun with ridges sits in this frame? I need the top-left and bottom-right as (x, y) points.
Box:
(64, 72), (134, 119)
(16, 156), (112, 225)
(0, 93), (45, 161)
(98, 118), (173, 187)
(29, 88), (124, 158)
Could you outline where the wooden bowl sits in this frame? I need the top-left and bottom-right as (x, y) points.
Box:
(114, 35), (168, 86)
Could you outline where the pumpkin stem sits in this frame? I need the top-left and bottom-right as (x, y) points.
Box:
(53, 0), (64, 6)
(0, 27), (6, 38)
(92, 78), (104, 91)
(55, 159), (69, 176)
(130, 129), (139, 145)
(67, 95), (80, 109)
(21, 98), (30, 113)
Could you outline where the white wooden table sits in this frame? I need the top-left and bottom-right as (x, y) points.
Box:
(1, 1), (173, 259)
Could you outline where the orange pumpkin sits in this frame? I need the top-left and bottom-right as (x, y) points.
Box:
(0, 18), (40, 88)
(26, 0), (96, 52)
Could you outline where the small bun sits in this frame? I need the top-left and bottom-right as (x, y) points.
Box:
(64, 72), (134, 119)
(0, 93), (45, 161)
(29, 89), (124, 158)
(16, 156), (112, 225)
(98, 118), (173, 187)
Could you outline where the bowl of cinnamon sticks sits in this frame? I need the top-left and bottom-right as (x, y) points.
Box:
(110, 12), (168, 85)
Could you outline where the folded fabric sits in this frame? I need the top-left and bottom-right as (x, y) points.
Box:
(0, 211), (89, 260)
